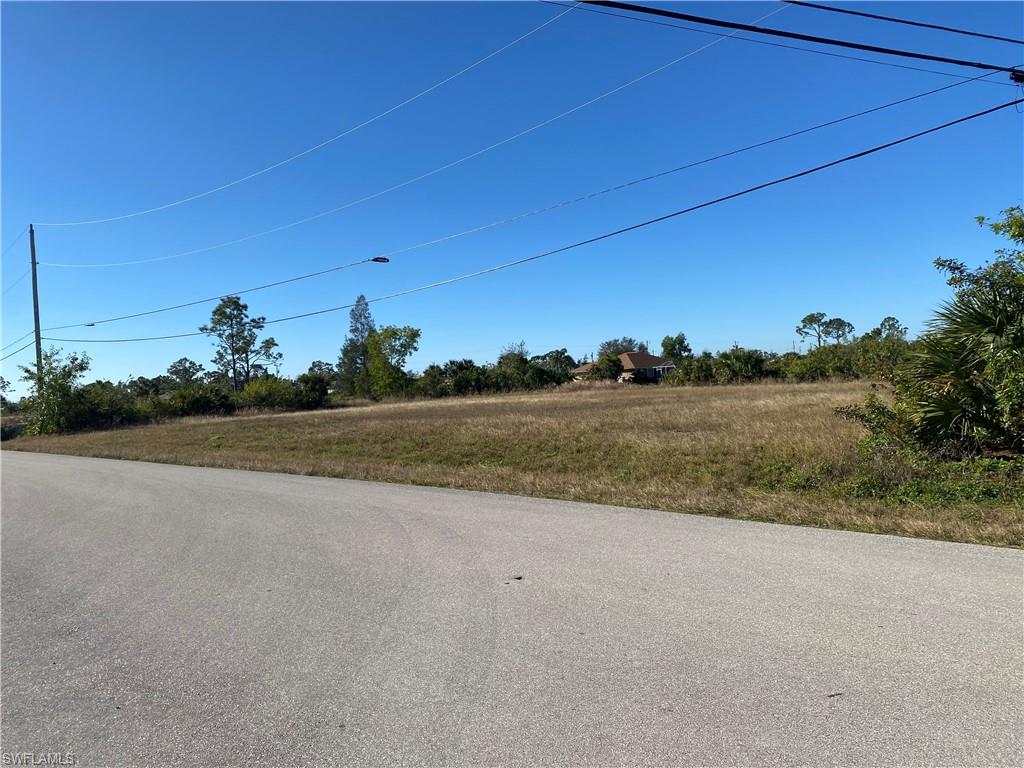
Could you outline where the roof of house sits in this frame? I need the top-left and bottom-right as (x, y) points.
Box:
(618, 351), (674, 370)
(571, 362), (596, 375)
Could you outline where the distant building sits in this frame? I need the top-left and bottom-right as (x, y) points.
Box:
(617, 351), (675, 382)
(570, 352), (675, 382)
(570, 362), (596, 380)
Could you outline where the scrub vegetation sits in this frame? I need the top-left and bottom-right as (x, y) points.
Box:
(3, 207), (1021, 546)
(7, 381), (1022, 547)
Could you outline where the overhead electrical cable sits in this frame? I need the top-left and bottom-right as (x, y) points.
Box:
(0, 330), (35, 353)
(0, 340), (35, 362)
(2, 269), (31, 297)
(1, 226), (29, 259)
(783, 1), (1024, 46)
(581, 1), (1021, 76)
(42, 257), (378, 330)
(38, 69), (997, 332)
(41, 5), (786, 269)
(42, 97), (1023, 344)
(542, 0), (1019, 86)
(32, 4), (579, 228)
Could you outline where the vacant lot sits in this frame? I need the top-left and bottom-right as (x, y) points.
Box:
(6, 381), (1021, 546)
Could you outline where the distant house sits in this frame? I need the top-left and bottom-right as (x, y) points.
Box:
(570, 362), (596, 380)
(570, 352), (675, 383)
(617, 351), (675, 382)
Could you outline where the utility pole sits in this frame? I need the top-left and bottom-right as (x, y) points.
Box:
(29, 224), (42, 384)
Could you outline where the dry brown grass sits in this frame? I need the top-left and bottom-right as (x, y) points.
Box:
(7, 381), (1022, 546)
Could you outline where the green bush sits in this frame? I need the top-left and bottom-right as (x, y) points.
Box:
(237, 376), (296, 410)
(295, 371), (331, 410)
(169, 382), (235, 416)
(76, 380), (143, 429)
(18, 348), (91, 435)
(840, 207), (1023, 458)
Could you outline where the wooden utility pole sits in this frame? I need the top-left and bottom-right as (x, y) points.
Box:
(29, 224), (42, 383)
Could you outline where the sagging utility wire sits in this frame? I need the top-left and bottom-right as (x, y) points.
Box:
(543, 0), (1020, 87)
(0, 330), (35, 354)
(783, 1), (1024, 46)
(42, 97), (1024, 344)
(40, 6), (786, 268)
(0, 340), (35, 362)
(581, 2), (1022, 77)
(32, 4), (579, 228)
(36, 68), (999, 333)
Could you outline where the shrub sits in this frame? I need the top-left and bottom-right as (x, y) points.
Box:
(18, 348), (92, 434)
(586, 353), (623, 381)
(236, 376), (296, 410)
(76, 380), (143, 430)
(295, 371), (331, 410)
(169, 382), (235, 416)
(414, 365), (447, 398)
(840, 207), (1023, 458)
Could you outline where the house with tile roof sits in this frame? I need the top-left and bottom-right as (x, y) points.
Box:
(616, 351), (676, 382)
(570, 352), (675, 383)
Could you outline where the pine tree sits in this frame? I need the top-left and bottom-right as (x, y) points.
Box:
(200, 296), (281, 392)
(337, 295), (375, 397)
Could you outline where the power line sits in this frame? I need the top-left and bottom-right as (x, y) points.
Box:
(42, 97), (1023, 344)
(37, 69), (996, 332)
(2, 268), (30, 297)
(42, 257), (378, 331)
(0, 330), (35, 353)
(40, 5), (786, 269)
(783, 1), (1024, 46)
(1, 226), (29, 259)
(582, 1), (1021, 75)
(0, 340), (35, 362)
(544, 0), (1019, 87)
(32, 4), (579, 228)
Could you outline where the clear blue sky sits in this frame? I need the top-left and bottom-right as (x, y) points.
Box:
(2, 1), (1021, 394)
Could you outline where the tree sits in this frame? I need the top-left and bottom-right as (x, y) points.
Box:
(306, 360), (335, 376)
(822, 317), (855, 344)
(866, 317), (908, 341)
(18, 348), (91, 434)
(415, 364), (447, 398)
(125, 375), (170, 399)
(337, 295), (376, 398)
(167, 357), (205, 387)
(200, 296), (281, 392)
(854, 317), (910, 380)
(598, 337), (647, 357)
(494, 345), (553, 391)
(443, 359), (488, 396)
(500, 341), (529, 358)
(366, 325), (421, 399)
(0, 376), (11, 410)
(296, 363), (333, 409)
(661, 332), (692, 362)
(712, 346), (772, 384)
(587, 353), (624, 381)
(795, 312), (828, 348)
(530, 349), (576, 383)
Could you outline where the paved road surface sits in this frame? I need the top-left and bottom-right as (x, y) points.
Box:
(2, 451), (1021, 767)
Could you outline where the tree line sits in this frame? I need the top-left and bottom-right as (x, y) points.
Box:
(1, 297), (910, 435)
(5, 207), (1021, 460)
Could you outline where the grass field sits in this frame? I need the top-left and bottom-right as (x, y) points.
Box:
(6, 381), (1022, 546)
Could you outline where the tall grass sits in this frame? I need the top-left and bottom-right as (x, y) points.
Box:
(7, 381), (1021, 546)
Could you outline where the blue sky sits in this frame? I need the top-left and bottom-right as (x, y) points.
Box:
(2, 1), (1021, 394)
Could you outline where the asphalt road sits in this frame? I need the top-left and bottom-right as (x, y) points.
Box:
(1, 451), (1021, 767)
